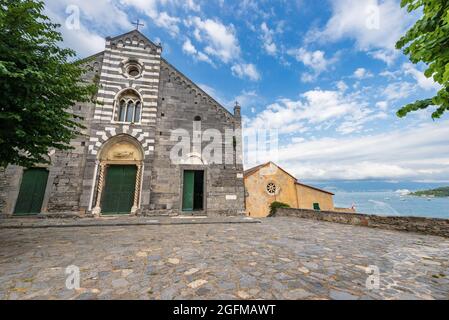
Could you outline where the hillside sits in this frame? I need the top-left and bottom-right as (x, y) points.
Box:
(411, 187), (449, 197)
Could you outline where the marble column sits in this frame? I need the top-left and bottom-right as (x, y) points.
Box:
(92, 163), (107, 216)
(131, 164), (142, 214)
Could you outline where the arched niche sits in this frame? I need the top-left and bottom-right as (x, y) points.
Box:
(98, 135), (144, 164)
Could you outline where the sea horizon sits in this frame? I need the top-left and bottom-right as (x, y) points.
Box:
(305, 180), (449, 219)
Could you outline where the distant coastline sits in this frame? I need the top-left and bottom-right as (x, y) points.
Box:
(411, 187), (449, 198)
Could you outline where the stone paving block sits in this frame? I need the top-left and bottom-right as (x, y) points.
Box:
(0, 218), (448, 300)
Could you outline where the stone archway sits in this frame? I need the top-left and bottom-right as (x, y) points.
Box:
(92, 135), (144, 216)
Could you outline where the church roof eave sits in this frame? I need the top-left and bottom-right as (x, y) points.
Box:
(75, 51), (105, 65)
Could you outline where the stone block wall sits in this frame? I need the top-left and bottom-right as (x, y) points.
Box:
(148, 60), (245, 216)
(0, 31), (246, 217)
(274, 208), (449, 238)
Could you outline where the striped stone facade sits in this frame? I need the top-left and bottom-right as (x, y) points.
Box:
(0, 30), (245, 217)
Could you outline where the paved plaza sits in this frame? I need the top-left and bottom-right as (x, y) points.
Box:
(0, 217), (448, 300)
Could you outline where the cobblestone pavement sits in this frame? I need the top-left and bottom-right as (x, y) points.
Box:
(0, 217), (448, 300)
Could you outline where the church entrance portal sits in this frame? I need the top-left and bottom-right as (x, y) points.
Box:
(91, 135), (144, 216)
(101, 165), (137, 214)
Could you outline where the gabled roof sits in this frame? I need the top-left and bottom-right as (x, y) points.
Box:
(295, 182), (334, 195)
(106, 29), (161, 49)
(244, 162), (297, 181)
(244, 161), (334, 195)
(76, 51), (105, 65)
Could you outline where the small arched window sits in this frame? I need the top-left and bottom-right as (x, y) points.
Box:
(194, 116), (202, 121)
(115, 89), (142, 123)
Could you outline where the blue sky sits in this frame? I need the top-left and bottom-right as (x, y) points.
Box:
(44, 0), (449, 182)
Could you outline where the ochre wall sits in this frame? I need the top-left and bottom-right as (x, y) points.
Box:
(245, 164), (335, 217)
(296, 184), (334, 211)
(245, 165), (298, 218)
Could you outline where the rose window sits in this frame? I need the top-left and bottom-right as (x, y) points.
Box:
(266, 182), (277, 195)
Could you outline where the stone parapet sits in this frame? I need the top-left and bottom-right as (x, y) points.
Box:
(273, 208), (449, 238)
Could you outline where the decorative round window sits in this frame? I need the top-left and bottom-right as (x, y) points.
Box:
(266, 182), (277, 195)
(126, 64), (141, 77)
(120, 59), (144, 79)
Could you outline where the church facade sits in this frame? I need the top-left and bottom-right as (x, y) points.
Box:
(0, 30), (245, 217)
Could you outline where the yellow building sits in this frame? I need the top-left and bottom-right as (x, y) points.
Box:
(244, 162), (337, 217)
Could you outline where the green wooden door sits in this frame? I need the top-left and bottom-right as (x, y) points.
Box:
(14, 168), (49, 215)
(101, 165), (137, 214)
(182, 171), (194, 211)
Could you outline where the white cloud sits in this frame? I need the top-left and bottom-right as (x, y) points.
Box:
(306, 0), (417, 64)
(336, 81), (348, 92)
(245, 121), (449, 181)
(45, 0), (132, 33)
(182, 38), (196, 55)
(44, 2), (106, 57)
(245, 88), (378, 135)
(260, 22), (277, 56)
(155, 12), (181, 36)
(120, 0), (200, 36)
(231, 63), (261, 81)
(184, 0), (201, 12)
(279, 121), (449, 180)
(182, 38), (214, 65)
(383, 82), (415, 101)
(368, 49), (398, 66)
(186, 17), (241, 64)
(287, 47), (338, 82)
(353, 67), (373, 79)
(289, 48), (328, 72)
(376, 101), (389, 110)
(402, 63), (440, 91)
(184, 16), (259, 80)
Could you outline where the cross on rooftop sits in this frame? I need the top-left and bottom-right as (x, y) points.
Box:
(132, 19), (144, 31)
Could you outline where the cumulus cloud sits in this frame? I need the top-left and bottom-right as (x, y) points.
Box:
(245, 121), (449, 181)
(305, 0), (417, 64)
(402, 63), (441, 91)
(353, 68), (373, 79)
(383, 82), (415, 101)
(231, 63), (261, 81)
(185, 17), (241, 64)
(120, 0), (202, 36)
(45, 0), (132, 33)
(184, 16), (259, 80)
(260, 22), (277, 56)
(182, 38), (214, 65)
(287, 47), (338, 82)
(44, 1), (107, 57)
(244, 87), (383, 135)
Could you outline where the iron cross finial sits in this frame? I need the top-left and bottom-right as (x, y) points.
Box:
(132, 19), (144, 31)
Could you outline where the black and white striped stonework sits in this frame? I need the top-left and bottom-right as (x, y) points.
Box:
(93, 31), (161, 125)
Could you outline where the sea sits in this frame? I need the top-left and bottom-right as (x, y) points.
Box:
(307, 180), (449, 219)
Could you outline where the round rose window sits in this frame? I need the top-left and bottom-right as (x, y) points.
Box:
(266, 182), (277, 195)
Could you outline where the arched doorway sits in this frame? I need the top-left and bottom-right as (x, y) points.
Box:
(92, 135), (144, 215)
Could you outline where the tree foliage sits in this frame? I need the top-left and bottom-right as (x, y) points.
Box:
(396, 0), (449, 119)
(0, 0), (97, 168)
(411, 186), (449, 197)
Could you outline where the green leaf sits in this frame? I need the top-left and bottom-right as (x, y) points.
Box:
(396, 0), (449, 119)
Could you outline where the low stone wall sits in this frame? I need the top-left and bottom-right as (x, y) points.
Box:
(273, 208), (449, 238)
